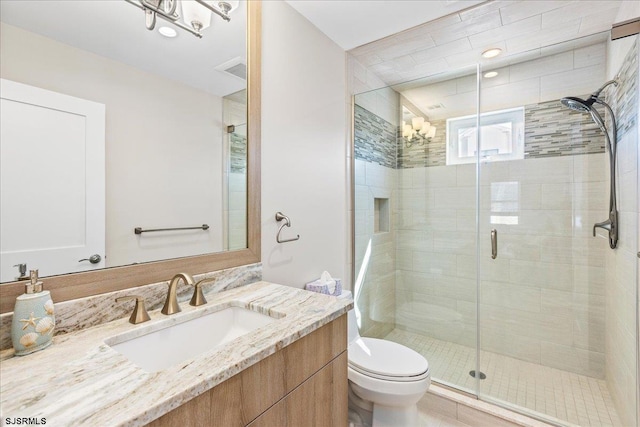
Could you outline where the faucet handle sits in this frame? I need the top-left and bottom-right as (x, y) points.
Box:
(116, 295), (151, 324)
(593, 218), (612, 237)
(190, 279), (209, 306)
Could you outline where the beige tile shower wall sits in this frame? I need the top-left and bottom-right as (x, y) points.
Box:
(348, 54), (397, 292)
(354, 159), (397, 338)
(604, 31), (639, 427)
(395, 155), (609, 378)
(395, 164), (477, 348)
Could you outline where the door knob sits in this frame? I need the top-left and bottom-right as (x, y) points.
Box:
(79, 254), (102, 264)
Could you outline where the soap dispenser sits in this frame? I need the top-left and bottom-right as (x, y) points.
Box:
(11, 270), (55, 356)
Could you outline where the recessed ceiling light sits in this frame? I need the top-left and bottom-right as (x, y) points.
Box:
(159, 26), (177, 38)
(481, 48), (502, 59)
(484, 71), (499, 78)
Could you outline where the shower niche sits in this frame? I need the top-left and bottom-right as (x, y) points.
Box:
(373, 198), (389, 234)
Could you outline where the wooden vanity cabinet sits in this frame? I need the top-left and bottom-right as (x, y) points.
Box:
(147, 314), (348, 427)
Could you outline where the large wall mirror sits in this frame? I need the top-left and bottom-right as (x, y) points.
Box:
(0, 0), (261, 312)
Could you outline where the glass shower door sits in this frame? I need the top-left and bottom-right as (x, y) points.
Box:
(477, 34), (638, 427)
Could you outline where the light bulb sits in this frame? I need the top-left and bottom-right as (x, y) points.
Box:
(181, 0), (212, 31)
(427, 127), (436, 139)
(403, 124), (412, 138)
(420, 122), (431, 135)
(411, 116), (424, 131)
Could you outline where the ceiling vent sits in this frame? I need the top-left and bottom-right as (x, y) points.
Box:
(215, 57), (246, 81)
(426, 103), (445, 110)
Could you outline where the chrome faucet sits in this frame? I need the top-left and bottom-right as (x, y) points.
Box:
(162, 272), (194, 315)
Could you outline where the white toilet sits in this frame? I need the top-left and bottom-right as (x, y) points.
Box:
(347, 310), (431, 427)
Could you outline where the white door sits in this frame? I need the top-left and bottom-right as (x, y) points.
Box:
(0, 79), (105, 282)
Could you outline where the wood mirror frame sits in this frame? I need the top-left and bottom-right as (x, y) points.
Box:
(0, 1), (261, 314)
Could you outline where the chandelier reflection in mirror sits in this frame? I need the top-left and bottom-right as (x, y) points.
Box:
(125, 0), (240, 38)
(402, 116), (437, 148)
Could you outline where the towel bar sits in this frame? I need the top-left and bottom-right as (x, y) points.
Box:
(134, 224), (210, 234)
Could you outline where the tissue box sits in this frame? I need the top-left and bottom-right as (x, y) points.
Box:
(305, 277), (342, 296)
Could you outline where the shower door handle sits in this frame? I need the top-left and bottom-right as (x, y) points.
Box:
(491, 229), (498, 259)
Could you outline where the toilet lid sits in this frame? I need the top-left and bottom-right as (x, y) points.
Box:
(348, 337), (429, 379)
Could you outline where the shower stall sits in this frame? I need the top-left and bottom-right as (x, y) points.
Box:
(352, 32), (639, 427)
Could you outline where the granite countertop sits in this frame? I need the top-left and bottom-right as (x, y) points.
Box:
(0, 282), (352, 426)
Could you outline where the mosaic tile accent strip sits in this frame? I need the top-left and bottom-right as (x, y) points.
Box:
(356, 97), (609, 169)
(397, 119), (446, 168)
(524, 98), (605, 158)
(354, 104), (397, 168)
(230, 132), (247, 174)
(610, 37), (638, 140)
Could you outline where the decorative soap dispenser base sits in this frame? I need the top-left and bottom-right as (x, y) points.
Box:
(11, 270), (55, 356)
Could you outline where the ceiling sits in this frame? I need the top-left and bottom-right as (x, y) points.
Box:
(0, 0), (247, 97)
(347, 0), (625, 88)
(285, 0), (487, 50)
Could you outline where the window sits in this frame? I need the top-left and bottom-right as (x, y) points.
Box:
(446, 107), (524, 165)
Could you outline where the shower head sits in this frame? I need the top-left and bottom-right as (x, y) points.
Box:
(560, 95), (606, 129)
(560, 96), (595, 113)
(561, 79), (618, 115)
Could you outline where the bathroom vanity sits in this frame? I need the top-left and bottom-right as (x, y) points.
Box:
(0, 282), (351, 426)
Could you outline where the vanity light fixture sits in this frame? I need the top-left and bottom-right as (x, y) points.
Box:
(403, 117), (437, 148)
(125, 0), (240, 38)
(481, 48), (502, 59)
(483, 71), (499, 78)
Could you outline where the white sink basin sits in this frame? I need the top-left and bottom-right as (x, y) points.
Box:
(107, 306), (276, 372)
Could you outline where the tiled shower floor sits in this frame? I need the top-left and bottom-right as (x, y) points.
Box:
(385, 329), (623, 427)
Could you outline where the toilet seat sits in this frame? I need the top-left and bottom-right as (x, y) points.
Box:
(348, 337), (429, 382)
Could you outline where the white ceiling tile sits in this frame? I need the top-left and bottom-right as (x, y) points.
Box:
(402, 77), (459, 101)
(538, 32), (607, 57)
(348, 1), (621, 90)
(573, 43), (606, 69)
(376, 34), (437, 61)
(458, 0), (518, 21)
(505, 19), (581, 53)
(412, 37), (473, 63)
(498, 1), (571, 25)
(468, 15), (541, 49)
(396, 59), (452, 84)
(429, 20), (474, 45)
(411, 11), (465, 33)
(431, 10), (503, 45)
(392, 55), (419, 70)
(508, 51), (574, 83)
(359, 53), (383, 67)
(577, 8), (620, 36)
(541, 1), (621, 29)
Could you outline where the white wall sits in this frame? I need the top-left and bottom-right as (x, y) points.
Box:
(0, 23), (225, 267)
(261, 1), (347, 288)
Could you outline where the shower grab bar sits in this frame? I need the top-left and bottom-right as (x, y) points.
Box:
(134, 224), (210, 234)
(491, 229), (498, 259)
(275, 212), (300, 243)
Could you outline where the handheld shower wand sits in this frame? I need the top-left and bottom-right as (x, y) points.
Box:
(561, 80), (619, 249)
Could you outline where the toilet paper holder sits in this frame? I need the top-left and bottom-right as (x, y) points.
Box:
(275, 212), (300, 243)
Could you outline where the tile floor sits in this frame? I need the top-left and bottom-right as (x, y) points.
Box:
(385, 329), (624, 427)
